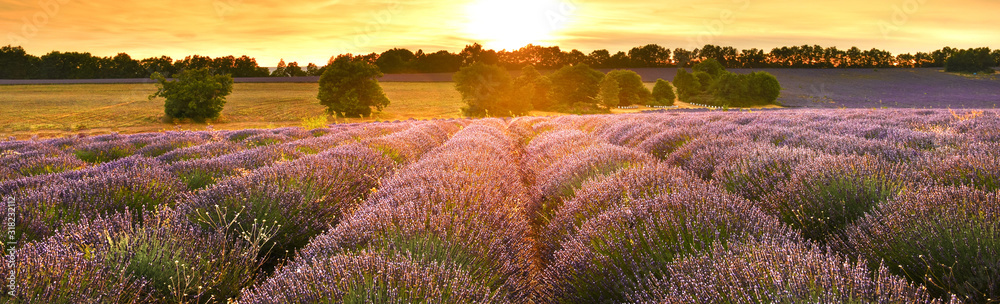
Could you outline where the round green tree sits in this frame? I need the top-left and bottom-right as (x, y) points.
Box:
(318, 57), (391, 118)
(150, 68), (233, 121)
(547, 63), (605, 108)
(598, 75), (621, 109)
(453, 62), (531, 117)
(604, 70), (652, 106)
(651, 79), (676, 106)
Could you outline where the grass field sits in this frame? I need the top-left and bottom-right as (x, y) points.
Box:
(0, 82), (468, 139)
(0, 81), (705, 139)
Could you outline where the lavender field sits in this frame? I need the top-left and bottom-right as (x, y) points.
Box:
(2, 108), (999, 303)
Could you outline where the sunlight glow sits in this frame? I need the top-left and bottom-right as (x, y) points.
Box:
(464, 0), (571, 50)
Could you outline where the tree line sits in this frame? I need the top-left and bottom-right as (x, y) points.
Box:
(2, 44), (998, 79)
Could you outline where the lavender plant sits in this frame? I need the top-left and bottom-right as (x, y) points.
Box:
(840, 186), (1000, 302)
(627, 238), (955, 304)
(764, 154), (912, 242)
(540, 186), (796, 303)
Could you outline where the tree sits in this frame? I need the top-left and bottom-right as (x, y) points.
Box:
(376, 48), (415, 73)
(150, 68), (233, 121)
(945, 48), (996, 74)
(285, 62), (307, 77)
(0, 45), (40, 79)
(271, 59), (287, 77)
(514, 65), (553, 111)
(306, 63), (321, 76)
(604, 70), (652, 106)
(693, 58), (725, 77)
(673, 48), (692, 67)
(598, 75), (621, 109)
(453, 63), (530, 117)
(651, 79), (676, 106)
(141, 56), (177, 78)
(587, 49), (611, 68)
(748, 72), (781, 104)
(693, 71), (714, 89)
(317, 57), (390, 118)
(628, 44), (670, 67)
(711, 71), (781, 107)
(107, 53), (143, 78)
(547, 63), (605, 108)
(673, 69), (700, 100)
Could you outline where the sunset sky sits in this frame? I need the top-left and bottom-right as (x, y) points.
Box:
(1, 0), (997, 66)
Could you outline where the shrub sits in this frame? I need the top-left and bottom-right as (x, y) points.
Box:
(638, 128), (696, 159)
(168, 145), (303, 190)
(538, 163), (705, 265)
(604, 69), (652, 106)
(665, 136), (748, 180)
(296, 122), (534, 301)
(12, 157), (185, 241)
(840, 186), (1000, 302)
(178, 145), (395, 264)
(529, 144), (654, 228)
(651, 78), (676, 106)
(453, 62), (530, 117)
(3, 209), (269, 303)
(919, 149), (1000, 192)
(318, 56), (391, 118)
(540, 185), (795, 303)
(764, 154), (911, 242)
(150, 68), (233, 121)
(628, 239), (951, 304)
(712, 144), (816, 202)
(241, 253), (501, 303)
(73, 139), (138, 163)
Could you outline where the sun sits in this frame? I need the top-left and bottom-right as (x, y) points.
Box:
(464, 0), (570, 50)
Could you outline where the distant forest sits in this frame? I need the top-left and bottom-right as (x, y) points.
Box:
(1, 44), (998, 80)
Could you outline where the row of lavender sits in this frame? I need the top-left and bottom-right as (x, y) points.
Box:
(0, 120), (466, 302)
(1, 108), (998, 303)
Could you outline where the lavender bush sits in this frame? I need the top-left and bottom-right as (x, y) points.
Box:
(628, 238), (955, 304)
(840, 186), (1000, 302)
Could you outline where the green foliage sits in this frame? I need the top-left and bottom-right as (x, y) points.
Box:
(673, 69), (700, 99)
(547, 63), (605, 108)
(318, 57), (391, 118)
(598, 75), (621, 108)
(651, 79), (676, 106)
(150, 68), (233, 121)
(301, 115), (329, 130)
(514, 65), (553, 111)
(604, 70), (653, 106)
(453, 63), (531, 117)
(945, 48), (996, 74)
(179, 169), (216, 190)
(693, 71), (714, 89)
(693, 58), (725, 77)
(711, 71), (782, 107)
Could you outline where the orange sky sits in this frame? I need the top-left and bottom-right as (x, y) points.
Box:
(1, 0), (998, 66)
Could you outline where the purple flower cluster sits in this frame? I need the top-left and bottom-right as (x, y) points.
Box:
(839, 186), (1000, 302)
(628, 238), (954, 304)
(3, 109), (999, 303)
(272, 120), (533, 302)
